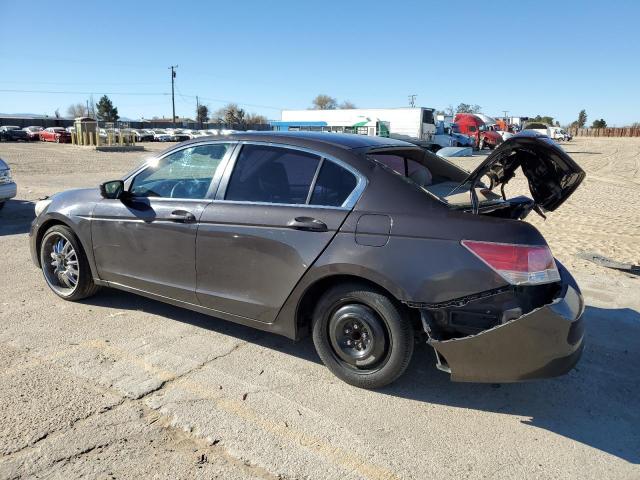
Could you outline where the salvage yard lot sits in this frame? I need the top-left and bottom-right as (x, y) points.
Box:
(1, 139), (639, 479)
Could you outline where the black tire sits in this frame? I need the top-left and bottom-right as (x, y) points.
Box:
(312, 283), (414, 389)
(39, 224), (100, 301)
(0, 201), (5, 210)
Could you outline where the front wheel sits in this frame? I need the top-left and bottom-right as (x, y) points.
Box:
(40, 224), (100, 301)
(312, 283), (414, 389)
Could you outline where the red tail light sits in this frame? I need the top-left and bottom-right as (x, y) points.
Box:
(462, 240), (560, 285)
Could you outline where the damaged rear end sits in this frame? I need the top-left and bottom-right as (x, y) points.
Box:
(417, 260), (584, 382)
(417, 132), (586, 382)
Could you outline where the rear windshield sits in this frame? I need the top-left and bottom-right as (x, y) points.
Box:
(368, 148), (501, 208)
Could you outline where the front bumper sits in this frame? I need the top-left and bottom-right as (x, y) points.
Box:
(0, 182), (17, 201)
(428, 272), (584, 383)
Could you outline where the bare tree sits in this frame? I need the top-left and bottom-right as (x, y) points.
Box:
(67, 103), (86, 118)
(245, 113), (268, 125)
(456, 103), (482, 114)
(312, 94), (337, 110)
(54, 108), (61, 119)
(214, 103), (246, 126)
(339, 100), (356, 109)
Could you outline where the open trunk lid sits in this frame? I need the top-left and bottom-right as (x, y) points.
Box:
(461, 131), (585, 213)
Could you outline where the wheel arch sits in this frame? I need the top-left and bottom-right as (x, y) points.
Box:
(35, 216), (99, 280)
(291, 273), (420, 341)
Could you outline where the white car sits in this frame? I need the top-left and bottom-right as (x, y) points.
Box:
(0, 157), (17, 210)
(548, 127), (572, 141)
(152, 129), (173, 142)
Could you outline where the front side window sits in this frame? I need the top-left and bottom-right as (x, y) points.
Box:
(225, 145), (320, 204)
(130, 143), (231, 199)
(468, 126), (477, 132)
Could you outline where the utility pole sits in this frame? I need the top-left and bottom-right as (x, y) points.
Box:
(408, 94), (417, 108)
(169, 65), (178, 126)
(196, 95), (200, 128)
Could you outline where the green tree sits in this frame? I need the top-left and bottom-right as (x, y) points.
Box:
(96, 95), (119, 122)
(196, 104), (209, 124)
(529, 115), (555, 125)
(312, 94), (337, 110)
(592, 118), (607, 128)
(577, 109), (587, 128)
(456, 103), (482, 114)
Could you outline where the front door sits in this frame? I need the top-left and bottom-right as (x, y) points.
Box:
(91, 142), (235, 303)
(195, 143), (363, 323)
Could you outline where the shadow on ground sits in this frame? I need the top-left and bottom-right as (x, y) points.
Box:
(84, 290), (640, 463)
(0, 199), (35, 236)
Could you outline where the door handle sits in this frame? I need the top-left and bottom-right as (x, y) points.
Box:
(286, 216), (328, 232)
(170, 210), (196, 223)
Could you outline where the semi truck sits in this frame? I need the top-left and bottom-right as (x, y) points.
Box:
(280, 107), (437, 146)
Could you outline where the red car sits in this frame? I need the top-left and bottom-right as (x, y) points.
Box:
(454, 113), (503, 150)
(39, 127), (71, 143)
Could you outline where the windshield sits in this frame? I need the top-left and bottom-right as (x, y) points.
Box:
(478, 124), (487, 132)
(450, 124), (461, 133)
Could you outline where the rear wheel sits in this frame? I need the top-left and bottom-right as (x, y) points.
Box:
(40, 225), (100, 301)
(312, 283), (414, 389)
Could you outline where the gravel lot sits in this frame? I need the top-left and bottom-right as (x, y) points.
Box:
(1, 140), (639, 479)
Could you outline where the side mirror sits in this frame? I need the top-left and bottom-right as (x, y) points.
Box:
(99, 180), (125, 199)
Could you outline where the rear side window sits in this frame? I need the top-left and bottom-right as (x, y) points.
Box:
(310, 161), (357, 206)
(225, 145), (320, 204)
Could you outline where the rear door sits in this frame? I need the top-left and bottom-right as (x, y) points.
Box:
(196, 142), (365, 323)
(92, 142), (235, 303)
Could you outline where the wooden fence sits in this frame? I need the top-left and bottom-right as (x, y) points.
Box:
(569, 127), (640, 137)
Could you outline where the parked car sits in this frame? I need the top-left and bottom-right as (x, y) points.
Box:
(132, 129), (155, 142)
(30, 131), (585, 389)
(0, 125), (29, 142)
(522, 122), (550, 137)
(39, 127), (72, 143)
(23, 126), (44, 141)
(454, 114), (503, 150)
(0, 157), (17, 210)
(152, 129), (173, 142)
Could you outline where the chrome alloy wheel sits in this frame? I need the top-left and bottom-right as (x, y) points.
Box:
(328, 304), (388, 370)
(42, 233), (79, 295)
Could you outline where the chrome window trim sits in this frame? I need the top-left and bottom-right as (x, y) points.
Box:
(123, 140), (238, 201)
(215, 140), (367, 209)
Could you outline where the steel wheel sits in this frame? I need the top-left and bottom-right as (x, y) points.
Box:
(42, 232), (79, 295)
(328, 303), (389, 371)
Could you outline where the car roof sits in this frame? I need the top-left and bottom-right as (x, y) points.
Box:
(179, 131), (417, 151)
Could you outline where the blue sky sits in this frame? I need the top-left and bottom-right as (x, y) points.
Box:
(1, 0), (639, 126)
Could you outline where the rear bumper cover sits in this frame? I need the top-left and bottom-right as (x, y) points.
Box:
(427, 272), (585, 383)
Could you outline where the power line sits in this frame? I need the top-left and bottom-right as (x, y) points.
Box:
(0, 88), (169, 96)
(0, 88), (284, 111)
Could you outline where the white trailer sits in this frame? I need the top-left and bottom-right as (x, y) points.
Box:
(281, 107), (436, 144)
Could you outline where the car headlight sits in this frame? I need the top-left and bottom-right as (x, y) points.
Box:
(34, 198), (52, 216)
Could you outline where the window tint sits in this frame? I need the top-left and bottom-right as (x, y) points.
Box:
(225, 145), (320, 204)
(130, 143), (230, 199)
(310, 161), (357, 207)
(468, 125), (477, 132)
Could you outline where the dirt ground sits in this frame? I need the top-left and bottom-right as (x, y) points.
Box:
(0, 138), (638, 479)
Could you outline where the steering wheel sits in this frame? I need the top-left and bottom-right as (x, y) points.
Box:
(170, 179), (197, 199)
